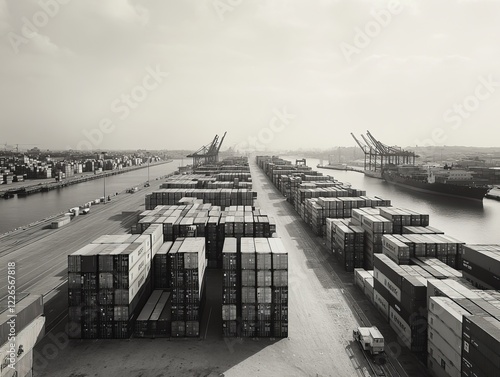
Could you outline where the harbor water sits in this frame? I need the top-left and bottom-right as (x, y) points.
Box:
(0, 160), (182, 234)
(288, 157), (500, 244)
(2, 156), (500, 245)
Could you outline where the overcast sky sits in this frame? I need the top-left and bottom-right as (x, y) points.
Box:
(1, 0), (499, 151)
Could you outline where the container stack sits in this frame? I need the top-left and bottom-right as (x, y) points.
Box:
(462, 315), (500, 377)
(101, 236), (152, 339)
(241, 237), (257, 337)
(256, 238), (273, 337)
(153, 241), (173, 289)
(461, 244), (500, 289)
(134, 290), (163, 337)
(134, 290), (172, 338)
(206, 216), (219, 268)
(330, 222), (365, 272)
(403, 226), (444, 235)
(427, 297), (471, 377)
(145, 189), (255, 210)
(399, 234), (465, 269)
(222, 237), (238, 337)
(354, 269), (374, 304)
(373, 254), (427, 354)
(68, 233), (153, 339)
(169, 238), (207, 337)
(357, 211), (394, 270)
(222, 237), (288, 338)
(423, 283), (500, 377)
(137, 204), (277, 269)
(379, 207), (430, 234)
(269, 238), (289, 338)
(382, 235), (411, 265)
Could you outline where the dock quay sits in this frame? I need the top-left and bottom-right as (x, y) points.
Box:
(0, 160), (173, 198)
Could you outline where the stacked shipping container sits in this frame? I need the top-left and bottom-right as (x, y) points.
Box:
(68, 232), (155, 339)
(145, 189), (255, 210)
(462, 244), (500, 289)
(374, 254), (428, 353)
(169, 238), (207, 337)
(222, 237), (288, 338)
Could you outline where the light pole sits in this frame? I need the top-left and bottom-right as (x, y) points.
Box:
(147, 152), (150, 184)
(102, 151), (107, 203)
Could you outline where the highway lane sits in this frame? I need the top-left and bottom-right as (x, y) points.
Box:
(0, 166), (179, 298)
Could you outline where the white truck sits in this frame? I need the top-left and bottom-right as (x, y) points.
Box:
(353, 326), (385, 356)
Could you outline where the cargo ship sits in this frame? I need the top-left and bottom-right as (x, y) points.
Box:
(383, 165), (490, 201)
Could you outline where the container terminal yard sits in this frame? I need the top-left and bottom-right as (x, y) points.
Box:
(1, 151), (500, 377)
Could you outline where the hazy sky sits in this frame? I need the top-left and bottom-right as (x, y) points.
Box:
(1, 0), (499, 151)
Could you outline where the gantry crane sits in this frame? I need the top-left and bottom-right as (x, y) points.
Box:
(351, 131), (416, 172)
(187, 132), (227, 167)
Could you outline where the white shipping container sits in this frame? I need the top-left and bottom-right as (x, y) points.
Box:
(441, 279), (481, 301)
(151, 238), (163, 258)
(354, 268), (372, 290)
(427, 344), (461, 377)
(429, 297), (470, 339)
(119, 239), (150, 268)
(427, 279), (467, 308)
(428, 312), (462, 355)
(142, 223), (163, 246)
(427, 327), (461, 371)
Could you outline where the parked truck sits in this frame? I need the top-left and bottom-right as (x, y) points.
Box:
(353, 326), (385, 356)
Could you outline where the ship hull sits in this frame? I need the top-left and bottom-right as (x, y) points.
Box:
(383, 173), (489, 201)
(317, 164), (349, 171)
(364, 170), (383, 179)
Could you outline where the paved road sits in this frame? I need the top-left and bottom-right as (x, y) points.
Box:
(0, 165), (179, 299)
(248, 158), (429, 377)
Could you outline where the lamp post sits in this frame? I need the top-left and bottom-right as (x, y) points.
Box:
(147, 152), (150, 184)
(102, 151), (107, 203)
